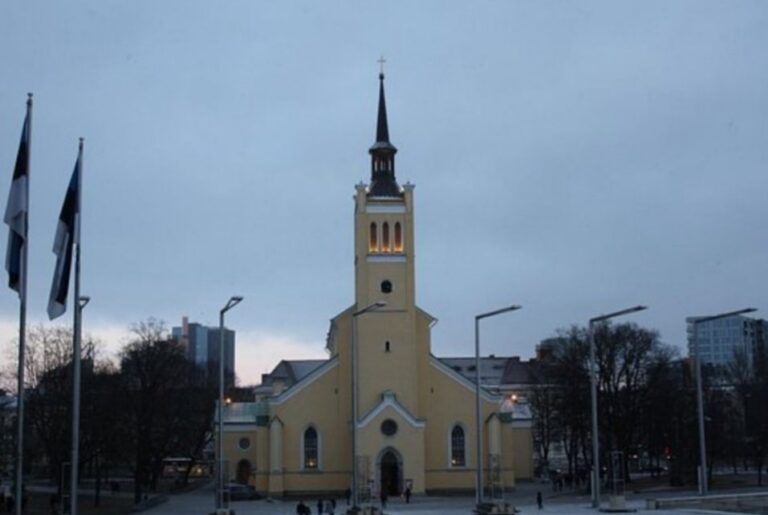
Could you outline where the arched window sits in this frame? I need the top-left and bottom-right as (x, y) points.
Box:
(303, 426), (318, 469)
(394, 222), (403, 252)
(382, 223), (390, 252)
(450, 425), (466, 467)
(369, 222), (378, 253)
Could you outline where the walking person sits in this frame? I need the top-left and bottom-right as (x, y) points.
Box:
(536, 491), (543, 510)
(404, 486), (411, 504)
(317, 499), (323, 514)
(380, 488), (387, 509)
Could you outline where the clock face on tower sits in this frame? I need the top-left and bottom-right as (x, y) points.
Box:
(381, 280), (393, 294)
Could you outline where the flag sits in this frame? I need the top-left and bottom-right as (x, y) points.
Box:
(4, 99), (31, 296)
(47, 144), (81, 320)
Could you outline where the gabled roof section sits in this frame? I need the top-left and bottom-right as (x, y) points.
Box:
(358, 390), (425, 428)
(430, 355), (500, 402)
(255, 359), (329, 397)
(270, 357), (338, 405)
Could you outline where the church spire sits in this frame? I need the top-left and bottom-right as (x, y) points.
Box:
(376, 72), (390, 144)
(368, 69), (401, 197)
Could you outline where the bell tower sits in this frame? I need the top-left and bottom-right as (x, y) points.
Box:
(353, 71), (421, 413)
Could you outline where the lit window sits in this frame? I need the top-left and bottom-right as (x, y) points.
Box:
(369, 222), (378, 253)
(394, 222), (403, 252)
(382, 223), (390, 252)
(451, 425), (466, 467)
(304, 427), (318, 469)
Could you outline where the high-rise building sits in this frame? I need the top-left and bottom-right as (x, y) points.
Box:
(686, 315), (768, 368)
(172, 316), (236, 386)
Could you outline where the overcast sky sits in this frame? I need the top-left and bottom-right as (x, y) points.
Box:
(1, 1), (766, 385)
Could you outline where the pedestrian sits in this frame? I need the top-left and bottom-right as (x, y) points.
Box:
(344, 487), (351, 505)
(404, 486), (411, 503)
(317, 499), (323, 514)
(380, 489), (387, 509)
(331, 498), (337, 510)
(536, 491), (543, 510)
(325, 499), (334, 514)
(296, 500), (309, 515)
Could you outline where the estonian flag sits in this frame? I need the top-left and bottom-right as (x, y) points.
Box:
(4, 99), (31, 297)
(47, 143), (81, 320)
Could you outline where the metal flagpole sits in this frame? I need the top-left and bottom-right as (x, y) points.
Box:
(69, 138), (84, 515)
(14, 93), (32, 515)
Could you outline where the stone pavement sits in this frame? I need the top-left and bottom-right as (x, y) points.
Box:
(143, 485), (742, 515)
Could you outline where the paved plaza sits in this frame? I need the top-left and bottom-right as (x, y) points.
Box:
(143, 483), (755, 515)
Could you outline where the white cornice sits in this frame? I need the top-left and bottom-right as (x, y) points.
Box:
(357, 391), (425, 429)
(367, 254), (406, 263)
(366, 204), (406, 214)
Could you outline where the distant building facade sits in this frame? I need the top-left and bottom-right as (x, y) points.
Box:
(172, 316), (236, 386)
(686, 315), (768, 368)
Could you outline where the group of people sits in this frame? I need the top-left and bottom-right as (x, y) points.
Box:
(296, 485), (412, 513)
(295, 498), (337, 514)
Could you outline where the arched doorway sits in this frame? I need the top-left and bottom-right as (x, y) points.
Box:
(235, 459), (252, 484)
(379, 449), (402, 496)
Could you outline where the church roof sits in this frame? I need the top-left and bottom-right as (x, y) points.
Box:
(438, 356), (534, 387)
(254, 359), (329, 396)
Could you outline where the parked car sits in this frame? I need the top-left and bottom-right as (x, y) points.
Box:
(227, 482), (262, 501)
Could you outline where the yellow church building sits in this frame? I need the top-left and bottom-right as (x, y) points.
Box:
(221, 73), (533, 499)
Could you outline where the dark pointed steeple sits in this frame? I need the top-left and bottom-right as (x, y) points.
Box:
(376, 73), (390, 143)
(368, 72), (402, 197)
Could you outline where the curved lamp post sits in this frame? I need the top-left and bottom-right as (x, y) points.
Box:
(351, 301), (386, 511)
(691, 307), (756, 496)
(475, 304), (522, 507)
(216, 296), (243, 511)
(589, 305), (647, 509)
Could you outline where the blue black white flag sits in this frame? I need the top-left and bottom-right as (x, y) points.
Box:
(4, 98), (31, 297)
(47, 143), (81, 320)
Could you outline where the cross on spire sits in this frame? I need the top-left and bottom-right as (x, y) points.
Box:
(378, 56), (386, 77)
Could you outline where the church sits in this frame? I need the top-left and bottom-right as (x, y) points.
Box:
(221, 72), (533, 498)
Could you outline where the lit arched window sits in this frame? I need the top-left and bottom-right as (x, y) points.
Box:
(382, 222), (390, 252)
(394, 222), (403, 252)
(369, 222), (378, 253)
(451, 425), (466, 467)
(304, 426), (318, 469)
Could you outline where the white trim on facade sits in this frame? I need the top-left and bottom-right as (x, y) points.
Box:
(366, 204), (406, 214)
(367, 254), (406, 263)
(429, 356), (500, 403)
(270, 358), (338, 405)
(357, 391), (425, 429)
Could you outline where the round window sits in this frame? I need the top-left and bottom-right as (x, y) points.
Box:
(381, 419), (398, 436)
(238, 437), (251, 450)
(381, 280), (392, 294)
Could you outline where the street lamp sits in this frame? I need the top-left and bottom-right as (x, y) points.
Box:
(351, 301), (386, 511)
(691, 307), (756, 496)
(475, 304), (522, 506)
(216, 296), (243, 511)
(589, 305), (647, 509)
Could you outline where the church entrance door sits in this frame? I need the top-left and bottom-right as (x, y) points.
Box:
(380, 450), (401, 496)
(236, 459), (252, 484)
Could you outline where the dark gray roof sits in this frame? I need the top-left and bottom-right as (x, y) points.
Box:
(438, 356), (534, 386)
(256, 359), (327, 394)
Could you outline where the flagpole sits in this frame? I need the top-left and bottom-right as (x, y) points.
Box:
(69, 138), (84, 515)
(14, 92), (32, 515)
